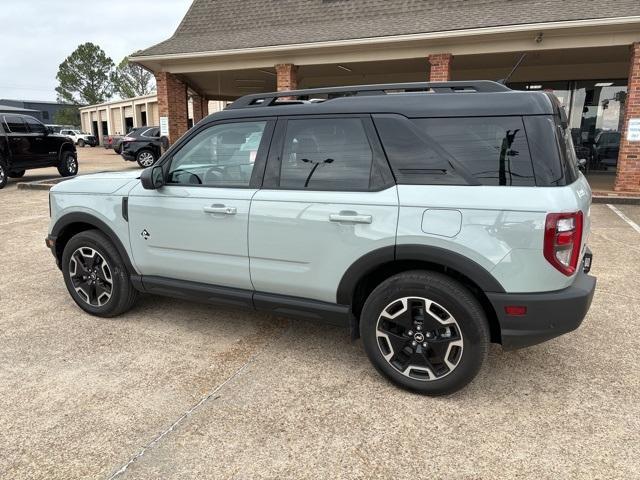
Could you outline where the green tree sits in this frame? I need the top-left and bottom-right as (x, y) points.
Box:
(111, 58), (155, 99)
(56, 43), (114, 105)
(53, 106), (80, 126)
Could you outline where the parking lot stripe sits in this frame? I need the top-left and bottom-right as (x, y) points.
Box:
(607, 204), (640, 234)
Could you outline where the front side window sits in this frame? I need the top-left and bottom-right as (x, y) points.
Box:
(3, 116), (28, 133)
(279, 118), (373, 190)
(25, 117), (47, 134)
(167, 121), (266, 187)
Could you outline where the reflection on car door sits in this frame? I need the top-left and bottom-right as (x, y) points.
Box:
(2, 115), (31, 166)
(127, 119), (274, 290)
(249, 116), (399, 304)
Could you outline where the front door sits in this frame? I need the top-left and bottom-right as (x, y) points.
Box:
(128, 119), (274, 290)
(249, 116), (399, 304)
(24, 116), (57, 164)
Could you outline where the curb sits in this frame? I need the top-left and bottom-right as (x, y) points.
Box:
(17, 177), (72, 191)
(592, 195), (640, 205)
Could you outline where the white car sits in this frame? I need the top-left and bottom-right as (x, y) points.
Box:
(59, 129), (97, 147)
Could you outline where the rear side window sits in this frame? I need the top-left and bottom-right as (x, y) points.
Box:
(279, 118), (374, 190)
(414, 117), (535, 186)
(375, 115), (536, 186)
(3, 116), (28, 133)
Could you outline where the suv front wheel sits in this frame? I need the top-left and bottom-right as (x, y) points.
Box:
(360, 271), (489, 396)
(61, 230), (138, 317)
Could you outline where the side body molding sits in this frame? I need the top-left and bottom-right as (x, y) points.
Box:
(336, 244), (505, 305)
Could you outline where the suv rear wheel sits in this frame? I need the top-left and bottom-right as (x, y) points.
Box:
(61, 230), (137, 317)
(78, 139), (85, 147)
(136, 149), (156, 168)
(58, 151), (78, 177)
(360, 271), (489, 395)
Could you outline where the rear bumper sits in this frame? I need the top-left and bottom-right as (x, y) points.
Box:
(487, 269), (596, 350)
(121, 150), (136, 161)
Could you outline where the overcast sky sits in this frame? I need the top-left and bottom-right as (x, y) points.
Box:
(0, 0), (193, 102)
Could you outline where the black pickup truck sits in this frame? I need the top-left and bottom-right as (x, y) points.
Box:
(0, 114), (78, 189)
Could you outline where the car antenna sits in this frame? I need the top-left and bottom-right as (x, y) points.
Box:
(498, 53), (527, 85)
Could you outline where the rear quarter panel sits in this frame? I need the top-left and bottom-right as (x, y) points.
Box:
(397, 175), (591, 293)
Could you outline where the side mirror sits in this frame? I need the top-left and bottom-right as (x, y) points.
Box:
(140, 165), (164, 190)
(46, 126), (53, 134)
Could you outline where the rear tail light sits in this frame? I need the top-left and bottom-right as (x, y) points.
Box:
(544, 211), (583, 276)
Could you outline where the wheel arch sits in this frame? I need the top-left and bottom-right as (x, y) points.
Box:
(58, 141), (75, 160)
(337, 245), (504, 343)
(51, 212), (138, 275)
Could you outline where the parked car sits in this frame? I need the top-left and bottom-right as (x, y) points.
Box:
(591, 131), (620, 169)
(59, 129), (98, 147)
(46, 124), (75, 134)
(103, 134), (123, 153)
(120, 126), (161, 167)
(0, 114), (77, 188)
(46, 81), (595, 395)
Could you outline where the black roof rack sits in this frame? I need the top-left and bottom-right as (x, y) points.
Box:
(227, 81), (510, 109)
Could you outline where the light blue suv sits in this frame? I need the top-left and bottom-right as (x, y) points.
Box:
(46, 82), (596, 395)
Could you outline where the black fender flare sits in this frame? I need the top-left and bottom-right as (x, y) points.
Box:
(50, 212), (138, 275)
(336, 244), (505, 305)
(58, 141), (76, 161)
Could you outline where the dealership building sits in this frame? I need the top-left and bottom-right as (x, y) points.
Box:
(130, 1), (640, 193)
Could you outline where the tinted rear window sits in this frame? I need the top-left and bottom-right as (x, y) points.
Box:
(412, 117), (535, 186)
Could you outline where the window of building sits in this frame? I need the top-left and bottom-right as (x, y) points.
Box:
(279, 118), (373, 190)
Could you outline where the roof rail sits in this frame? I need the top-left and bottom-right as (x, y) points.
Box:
(227, 81), (510, 109)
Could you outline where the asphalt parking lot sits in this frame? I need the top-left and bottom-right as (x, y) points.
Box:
(1, 150), (639, 479)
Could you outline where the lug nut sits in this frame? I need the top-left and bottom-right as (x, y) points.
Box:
(407, 330), (413, 336)
(426, 332), (433, 338)
(411, 341), (417, 347)
(422, 342), (428, 348)
(416, 325), (422, 331)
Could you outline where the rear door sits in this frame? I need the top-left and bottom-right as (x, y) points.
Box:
(248, 115), (398, 304)
(128, 118), (275, 290)
(2, 115), (32, 166)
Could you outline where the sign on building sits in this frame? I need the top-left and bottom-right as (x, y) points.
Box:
(628, 118), (640, 142)
(159, 116), (169, 137)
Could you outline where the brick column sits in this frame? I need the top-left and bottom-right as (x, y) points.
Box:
(615, 42), (640, 193)
(155, 71), (188, 144)
(428, 53), (453, 82)
(202, 97), (209, 117)
(191, 93), (203, 124)
(275, 63), (298, 92)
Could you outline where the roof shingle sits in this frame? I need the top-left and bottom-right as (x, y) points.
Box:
(135, 0), (640, 56)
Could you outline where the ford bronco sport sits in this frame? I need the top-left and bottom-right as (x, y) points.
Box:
(0, 114), (78, 189)
(46, 81), (596, 395)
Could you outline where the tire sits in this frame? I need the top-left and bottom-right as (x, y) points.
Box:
(61, 230), (138, 317)
(114, 145), (122, 155)
(360, 271), (489, 396)
(77, 139), (85, 147)
(0, 160), (7, 189)
(57, 151), (78, 177)
(136, 149), (156, 168)
(8, 169), (25, 178)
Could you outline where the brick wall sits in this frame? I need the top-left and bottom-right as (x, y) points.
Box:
(155, 71), (188, 144)
(192, 93), (203, 124)
(615, 42), (640, 193)
(428, 53), (453, 82)
(275, 64), (298, 91)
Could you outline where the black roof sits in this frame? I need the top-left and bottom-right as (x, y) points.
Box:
(206, 85), (554, 123)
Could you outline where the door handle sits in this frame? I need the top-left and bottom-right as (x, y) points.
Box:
(329, 211), (372, 224)
(203, 204), (237, 215)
